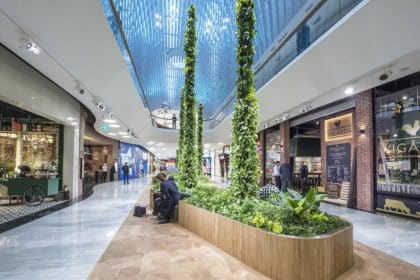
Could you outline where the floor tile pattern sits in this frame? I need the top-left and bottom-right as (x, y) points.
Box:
(0, 200), (67, 225)
(321, 202), (420, 267)
(0, 178), (148, 280)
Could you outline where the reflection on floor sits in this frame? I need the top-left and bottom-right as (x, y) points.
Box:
(321, 202), (420, 267)
(0, 178), (148, 280)
(89, 187), (420, 279)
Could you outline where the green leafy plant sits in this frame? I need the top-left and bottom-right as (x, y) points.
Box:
(185, 183), (347, 237)
(196, 103), (204, 176)
(178, 5), (198, 189)
(230, 0), (261, 200)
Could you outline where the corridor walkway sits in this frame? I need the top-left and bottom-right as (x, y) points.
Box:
(321, 203), (420, 267)
(0, 178), (148, 280)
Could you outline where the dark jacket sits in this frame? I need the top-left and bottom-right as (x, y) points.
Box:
(110, 165), (116, 173)
(160, 179), (180, 203)
(122, 165), (129, 174)
(300, 165), (308, 179)
(280, 163), (292, 179)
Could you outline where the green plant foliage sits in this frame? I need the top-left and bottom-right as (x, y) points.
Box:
(177, 88), (186, 170)
(197, 103), (204, 176)
(178, 5), (198, 189)
(186, 183), (347, 237)
(230, 0), (260, 199)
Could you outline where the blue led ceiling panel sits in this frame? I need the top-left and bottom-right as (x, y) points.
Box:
(101, 0), (307, 119)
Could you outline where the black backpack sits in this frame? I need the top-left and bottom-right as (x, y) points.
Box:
(133, 205), (146, 217)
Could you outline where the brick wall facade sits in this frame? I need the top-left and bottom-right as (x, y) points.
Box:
(354, 90), (375, 211)
(279, 121), (290, 164)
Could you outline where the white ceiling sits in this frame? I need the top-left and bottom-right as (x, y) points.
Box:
(1, 0), (420, 158)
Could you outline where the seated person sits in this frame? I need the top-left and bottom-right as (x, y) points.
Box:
(155, 172), (180, 224)
(259, 178), (280, 200)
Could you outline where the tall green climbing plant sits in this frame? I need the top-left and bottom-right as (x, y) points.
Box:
(178, 5), (198, 189)
(177, 88), (186, 169)
(230, 0), (260, 199)
(197, 103), (204, 176)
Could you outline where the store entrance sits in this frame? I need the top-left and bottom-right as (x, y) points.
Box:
(290, 120), (322, 193)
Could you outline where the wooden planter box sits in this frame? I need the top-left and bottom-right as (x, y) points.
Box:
(149, 189), (158, 209)
(178, 201), (353, 280)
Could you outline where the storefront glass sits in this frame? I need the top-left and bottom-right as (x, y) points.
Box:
(375, 74), (420, 219)
(0, 101), (60, 179)
(265, 126), (280, 182)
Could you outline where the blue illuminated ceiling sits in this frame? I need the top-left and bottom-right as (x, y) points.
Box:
(101, 0), (307, 119)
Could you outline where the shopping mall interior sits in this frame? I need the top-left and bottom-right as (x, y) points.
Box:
(0, 0), (419, 279)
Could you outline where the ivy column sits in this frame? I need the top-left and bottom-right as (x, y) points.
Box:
(230, 0), (260, 199)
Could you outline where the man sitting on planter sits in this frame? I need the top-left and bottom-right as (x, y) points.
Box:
(155, 172), (180, 224)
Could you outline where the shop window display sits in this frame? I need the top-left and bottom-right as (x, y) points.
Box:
(264, 126), (280, 182)
(375, 74), (420, 219)
(0, 102), (60, 179)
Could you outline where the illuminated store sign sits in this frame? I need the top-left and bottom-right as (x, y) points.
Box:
(324, 113), (353, 142)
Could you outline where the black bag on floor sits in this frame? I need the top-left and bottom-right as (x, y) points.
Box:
(133, 205), (146, 217)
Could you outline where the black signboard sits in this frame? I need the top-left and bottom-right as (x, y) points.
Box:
(327, 143), (350, 183)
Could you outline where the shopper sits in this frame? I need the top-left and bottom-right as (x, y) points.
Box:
(259, 179), (280, 200)
(172, 113), (177, 129)
(273, 161), (281, 190)
(122, 162), (130, 184)
(280, 161), (293, 192)
(155, 172), (180, 224)
(110, 162), (116, 182)
(101, 163), (108, 183)
(300, 161), (309, 195)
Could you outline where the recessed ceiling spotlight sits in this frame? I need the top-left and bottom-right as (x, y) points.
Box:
(118, 131), (128, 135)
(344, 87), (355, 95)
(25, 41), (41, 55)
(108, 132), (117, 136)
(109, 124), (120, 128)
(67, 117), (75, 121)
(70, 122), (78, 126)
(402, 95), (408, 100)
(122, 135), (131, 138)
(103, 119), (116, 124)
(393, 134), (398, 138)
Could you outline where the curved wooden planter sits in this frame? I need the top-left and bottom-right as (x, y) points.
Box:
(178, 201), (353, 280)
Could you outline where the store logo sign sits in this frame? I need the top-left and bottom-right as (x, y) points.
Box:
(325, 113), (353, 142)
(402, 120), (420, 137)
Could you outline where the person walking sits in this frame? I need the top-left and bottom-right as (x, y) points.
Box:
(110, 162), (116, 182)
(172, 113), (177, 129)
(101, 163), (108, 183)
(280, 161), (293, 192)
(273, 161), (281, 190)
(122, 162), (130, 184)
(300, 161), (309, 195)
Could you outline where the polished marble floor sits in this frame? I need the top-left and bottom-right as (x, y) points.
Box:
(321, 203), (420, 267)
(0, 178), (148, 280)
